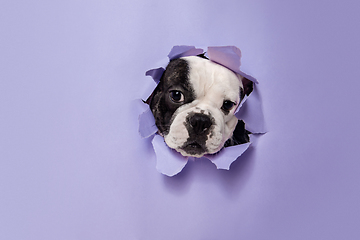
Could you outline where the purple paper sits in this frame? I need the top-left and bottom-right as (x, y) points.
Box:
(3, 1), (360, 239)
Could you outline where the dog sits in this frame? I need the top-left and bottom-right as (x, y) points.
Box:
(147, 54), (253, 158)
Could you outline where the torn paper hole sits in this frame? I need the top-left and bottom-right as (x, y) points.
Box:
(139, 45), (266, 176)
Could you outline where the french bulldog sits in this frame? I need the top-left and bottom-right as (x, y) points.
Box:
(147, 54), (253, 158)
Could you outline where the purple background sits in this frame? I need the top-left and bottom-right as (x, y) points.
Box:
(1, 0), (360, 239)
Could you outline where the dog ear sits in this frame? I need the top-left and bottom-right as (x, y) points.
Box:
(241, 76), (253, 97)
(146, 81), (163, 109)
(145, 85), (157, 105)
(145, 73), (165, 105)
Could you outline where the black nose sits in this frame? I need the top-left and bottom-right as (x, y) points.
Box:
(188, 113), (212, 134)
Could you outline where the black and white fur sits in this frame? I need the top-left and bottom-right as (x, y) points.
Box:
(148, 55), (253, 158)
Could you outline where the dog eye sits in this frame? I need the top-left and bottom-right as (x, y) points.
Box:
(221, 100), (236, 111)
(169, 90), (184, 103)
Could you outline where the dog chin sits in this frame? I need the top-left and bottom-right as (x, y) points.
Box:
(171, 141), (224, 158)
(176, 148), (206, 158)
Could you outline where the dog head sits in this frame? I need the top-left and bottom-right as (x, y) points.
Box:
(148, 55), (252, 158)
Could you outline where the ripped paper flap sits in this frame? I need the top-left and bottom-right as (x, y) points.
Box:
(145, 67), (165, 84)
(146, 45), (259, 84)
(152, 134), (188, 176)
(205, 142), (251, 170)
(138, 106), (158, 138)
(168, 46), (204, 60)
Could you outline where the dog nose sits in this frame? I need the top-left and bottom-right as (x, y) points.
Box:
(189, 113), (212, 134)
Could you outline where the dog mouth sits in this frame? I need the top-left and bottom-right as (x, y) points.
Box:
(181, 141), (206, 156)
(187, 141), (202, 149)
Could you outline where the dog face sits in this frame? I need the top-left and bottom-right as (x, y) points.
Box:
(149, 56), (250, 158)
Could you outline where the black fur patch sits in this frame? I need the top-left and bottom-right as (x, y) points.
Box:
(149, 58), (196, 135)
(224, 120), (251, 147)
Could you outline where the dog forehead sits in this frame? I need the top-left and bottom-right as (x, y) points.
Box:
(181, 56), (241, 100)
(162, 58), (190, 87)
